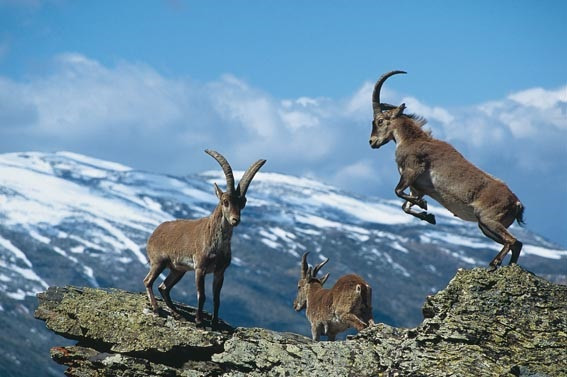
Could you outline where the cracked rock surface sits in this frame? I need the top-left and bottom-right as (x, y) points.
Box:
(35, 265), (566, 376)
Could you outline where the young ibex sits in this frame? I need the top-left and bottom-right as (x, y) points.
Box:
(369, 70), (525, 269)
(293, 252), (374, 341)
(144, 149), (266, 325)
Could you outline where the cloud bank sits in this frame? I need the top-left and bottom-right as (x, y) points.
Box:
(0, 53), (565, 244)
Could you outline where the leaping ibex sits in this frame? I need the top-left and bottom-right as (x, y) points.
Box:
(369, 71), (524, 269)
(144, 149), (266, 325)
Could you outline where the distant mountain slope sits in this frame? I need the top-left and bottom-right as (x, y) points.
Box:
(0, 151), (565, 377)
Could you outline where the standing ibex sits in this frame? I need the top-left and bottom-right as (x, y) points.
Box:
(144, 149), (266, 325)
(369, 70), (525, 269)
(293, 252), (374, 341)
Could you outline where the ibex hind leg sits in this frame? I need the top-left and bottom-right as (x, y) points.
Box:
(158, 269), (186, 319)
(143, 260), (167, 314)
(509, 240), (523, 265)
(194, 268), (207, 325)
(311, 324), (321, 341)
(340, 313), (368, 331)
(478, 219), (519, 270)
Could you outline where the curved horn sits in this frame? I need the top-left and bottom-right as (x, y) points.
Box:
(372, 70), (406, 116)
(205, 149), (235, 194)
(236, 159), (266, 198)
(312, 258), (329, 277)
(301, 252), (310, 278)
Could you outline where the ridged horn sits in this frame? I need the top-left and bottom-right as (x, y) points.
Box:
(312, 258), (329, 277)
(301, 252), (310, 278)
(205, 149), (235, 194)
(236, 159), (266, 198)
(372, 70), (406, 116)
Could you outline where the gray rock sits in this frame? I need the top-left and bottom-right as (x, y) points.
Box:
(35, 265), (567, 376)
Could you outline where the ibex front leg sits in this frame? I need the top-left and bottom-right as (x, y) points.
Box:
(402, 199), (436, 224)
(396, 173), (436, 224)
(395, 169), (428, 207)
(212, 269), (225, 326)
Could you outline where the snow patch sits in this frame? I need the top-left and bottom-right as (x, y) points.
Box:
(422, 232), (499, 251)
(90, 218), (147, 264)
(56, 151), (131, 171)
(29, 229), (51, 244)
(383, 253), (410, 278)
(0, 236), (32, 267)
(0, 259), (48, 291)
(390, 242), (409, 254)
(261, 238), (280, 249)
(522, 244), (567, 260)
(310, 192), (411, 225)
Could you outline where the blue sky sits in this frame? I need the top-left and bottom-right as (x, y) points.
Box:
(0, 1), (566, 247)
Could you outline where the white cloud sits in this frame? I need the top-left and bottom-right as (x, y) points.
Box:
(401, 96), (455, 125)
(1, 53), (564, 178)
(508, 87), (567, 110)
(0, 53), (566, 245)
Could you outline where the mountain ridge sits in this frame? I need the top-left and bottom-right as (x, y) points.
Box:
(0, 151), (566, 376)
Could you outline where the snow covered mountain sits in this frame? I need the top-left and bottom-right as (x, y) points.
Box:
(1, 151), (565, 377)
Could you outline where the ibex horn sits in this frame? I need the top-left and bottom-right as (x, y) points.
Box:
(236, 159), (266, 198)
(312, 258), (329, 277)
(301, 252), (310, 278)
(372, 70), (406, 116)
(205, 149), (235, 194)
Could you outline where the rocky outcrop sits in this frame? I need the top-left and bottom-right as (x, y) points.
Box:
(35, 265), (566, 376)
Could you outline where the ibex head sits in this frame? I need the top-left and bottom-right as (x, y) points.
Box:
(293, 252), (330, 311)
(369, 70), (407, 149)
(205, 149), (266, 227)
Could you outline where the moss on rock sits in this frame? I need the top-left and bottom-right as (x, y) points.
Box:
(35, 265), (566, 376)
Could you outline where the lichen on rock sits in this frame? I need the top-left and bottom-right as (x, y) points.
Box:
(35, 265), (567, 376)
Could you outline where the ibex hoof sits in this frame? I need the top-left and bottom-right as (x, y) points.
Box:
(425, 214), (436, 224)
(487, 264), (498, 272)
(211, 318), (221, 329)
(418, 199), (428, 210)
(143, 307), (160, 317)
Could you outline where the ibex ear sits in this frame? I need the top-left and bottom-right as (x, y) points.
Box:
(213, 183), (223, 199)
(239, 196), (247, 209)
(391, 103), (406, 118)
(320, 273), (330, 286)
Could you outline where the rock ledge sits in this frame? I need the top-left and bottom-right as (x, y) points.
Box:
(35, 266), (567, 376)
